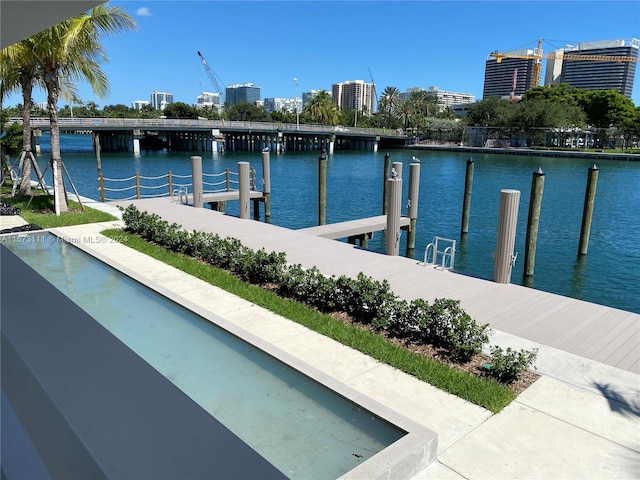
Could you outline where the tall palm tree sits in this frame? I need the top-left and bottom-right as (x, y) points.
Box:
(378, 86), (400, 128)
(31, 3), (136, 214)
(0, 38), (41, 195)
(303, 90), (339, 125)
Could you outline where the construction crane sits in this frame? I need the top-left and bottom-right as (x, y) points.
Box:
(197, 51), (225, 104)
(489, 38), (639, 88)
(368, 67), (377, 113)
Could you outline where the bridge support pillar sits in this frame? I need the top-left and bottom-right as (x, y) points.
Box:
(133, 138), (140, 155)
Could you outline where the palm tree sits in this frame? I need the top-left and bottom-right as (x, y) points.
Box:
(0, 38), (41, 195)
(31, 4), (136, 214)
(303, 90), (339, 125)
(378, 86), (400, 128)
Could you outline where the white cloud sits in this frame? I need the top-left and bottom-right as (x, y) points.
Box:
(136, 7), (152, 16)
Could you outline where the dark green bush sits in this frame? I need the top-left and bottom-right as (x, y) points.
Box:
(486, 346), (539, 384)
(121, 205), (536, 381)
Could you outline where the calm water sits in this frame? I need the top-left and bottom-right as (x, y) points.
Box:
(31, 133), (640, 314)
(2, 233), (405, 478)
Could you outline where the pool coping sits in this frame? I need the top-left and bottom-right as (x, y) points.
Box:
(48, 227), (439, 479)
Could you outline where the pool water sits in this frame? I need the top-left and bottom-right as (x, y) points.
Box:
(1, 233), (406, 479)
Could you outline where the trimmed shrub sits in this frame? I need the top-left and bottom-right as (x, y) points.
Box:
(486, 346), (539, 384)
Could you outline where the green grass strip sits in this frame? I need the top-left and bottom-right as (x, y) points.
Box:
(2, 191), (116, 228)
(102, 228), (516, 413)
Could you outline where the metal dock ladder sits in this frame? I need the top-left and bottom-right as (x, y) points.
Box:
(423, 236), (456, 270)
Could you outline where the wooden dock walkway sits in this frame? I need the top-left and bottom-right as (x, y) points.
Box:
(297, 215), (410, 240)
(113, 198), (640, 375)
(201, 190), (264, 203)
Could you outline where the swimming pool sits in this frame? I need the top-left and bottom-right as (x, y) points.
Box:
(1, 231), (437, 478)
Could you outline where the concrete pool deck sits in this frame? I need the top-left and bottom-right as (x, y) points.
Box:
(37, 215), (639, 480)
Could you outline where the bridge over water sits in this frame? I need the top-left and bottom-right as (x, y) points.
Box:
(14, 117), (408, 154)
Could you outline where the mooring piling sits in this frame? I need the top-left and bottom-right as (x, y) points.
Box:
(238, 161), (250, 219)
(386, 175), (403, 256)
(406, 162), (420, 257)
(382, 152), (391, 214)
(190, 156), (203, 208)
(262, 149), (271, 221)
(461, 157), (474, 235)
(578, 164), (599, 256)
(524, 168), (545, 278)
(318, 148), (327, 225)
(493, 189), (521, 284)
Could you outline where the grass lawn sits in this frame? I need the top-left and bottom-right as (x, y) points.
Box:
(1, 185), (117, 228)
(101, 228), (517, 413)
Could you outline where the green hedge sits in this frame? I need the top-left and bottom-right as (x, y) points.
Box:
(121, 204), (537, 383)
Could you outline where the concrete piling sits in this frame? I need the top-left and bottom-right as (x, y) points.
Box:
(386, 176), (402, 256)
(190, 156), (203, 208)
(238, 161), (250, 219)
(493, 189), (521, 284)
(578, 165), (599, 256)
(406, 163), (420, 257)
(524, 168), (545, 278)
(461, 157), (474, 235)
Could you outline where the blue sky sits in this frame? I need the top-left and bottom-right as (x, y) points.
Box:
(5, 0), (640, 108)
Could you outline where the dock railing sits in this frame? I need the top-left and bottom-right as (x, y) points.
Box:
(98, 168), (256, 202)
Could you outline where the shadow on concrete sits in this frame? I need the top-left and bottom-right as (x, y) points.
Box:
(593, 382), (640, 419)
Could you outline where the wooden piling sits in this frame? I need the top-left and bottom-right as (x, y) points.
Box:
(406, 163), (420, 257)
(262, 149), (271, 221)
(382, 152), (391, 214)
(135, 172), (140, 199)
(168, 171), (172, 197)
(238, 161), (250, 219)
(386, 177), (402, 256)
(318, 148), (327, 225)
(578, 165), (599, 256)
(461, 157), (474, 235)
(190, 156), (203, 208)
(524, 167), (545, 278)
(493, 189), (520, 284)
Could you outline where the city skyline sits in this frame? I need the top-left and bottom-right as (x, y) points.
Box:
(2, 1), (640, 109)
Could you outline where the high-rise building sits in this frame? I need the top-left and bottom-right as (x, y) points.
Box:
(150, 91), (173, 110)
(545, 38), (639, 98)
(426, 86), (475, 107)
(264, 97), (300, 114)
(195, 92), (221, 111)
(132, 100), (150, 111)
(483, 50), (538, 99)
(225, 83), (261, 106)
(331, 80), (375, 114)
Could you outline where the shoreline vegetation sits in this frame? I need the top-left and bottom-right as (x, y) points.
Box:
(99, 204), (543, 413)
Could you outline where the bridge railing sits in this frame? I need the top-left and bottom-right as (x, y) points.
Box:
(98, 168), (257, 202)
(9, 117), (405, 137)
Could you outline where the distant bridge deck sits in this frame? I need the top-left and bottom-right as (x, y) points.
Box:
(297, 215), (411, 240)
(112, 197), (640, 375)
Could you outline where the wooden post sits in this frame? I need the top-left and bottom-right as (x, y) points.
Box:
(318, 148), (327, 225)
(524, 167), (545, 278)
(406, 162), (420, 257)
(168, 171), (172, 197)
(262, 149), (271, 221)
(493, 189), (520, 284)
(225, 168), (230, 191)
(386, 177), (402, 256)
(578, 165), (599, 256)
(238, 161), (250, 219)
(95, 133), (102, 181)
(382, 152), (391, 214)
(461, 157), (474, 235)
(136, 172), (140, 199)
(190, 156), (203, 208)
(98, 173), (104, 202)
